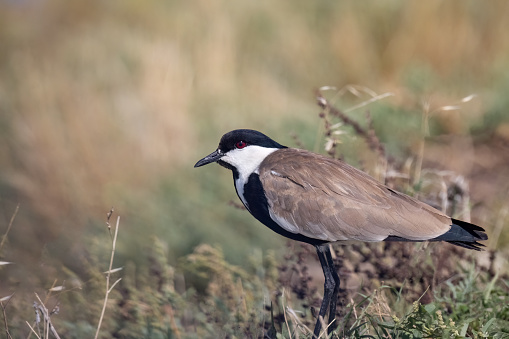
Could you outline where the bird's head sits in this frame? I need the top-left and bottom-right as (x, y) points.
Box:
(194, 129), (286, 176)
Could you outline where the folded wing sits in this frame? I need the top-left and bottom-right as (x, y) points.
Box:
(258, 148), (451, 242)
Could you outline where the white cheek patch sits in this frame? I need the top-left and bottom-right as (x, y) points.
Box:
(222, 145), (279, 208)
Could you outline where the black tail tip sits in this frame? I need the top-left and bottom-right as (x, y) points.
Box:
(448, 240), (486, 251)
(448, 218), (488, 250)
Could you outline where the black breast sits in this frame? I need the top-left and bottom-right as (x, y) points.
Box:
(240, 173), (327, 246)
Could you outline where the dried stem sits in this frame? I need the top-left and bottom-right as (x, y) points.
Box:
(0, 205), (19, 339)
(1, 294), (14, 339)
(281, 288), (292, 339)
(228, 200), (246, 211)
(414, 100), (430, 186)
(290, 132), (305, 150)
(0, 204), (19, 253)
(315, 89), (387, 160)
(94, 215), (121, 339)
(490, 204), (508, 249)
(106, 207), (114, 240)
(33, 293), (61, 339)
(25, 321), (41, 339)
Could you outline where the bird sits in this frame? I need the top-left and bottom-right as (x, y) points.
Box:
(194, 129), (488, 338)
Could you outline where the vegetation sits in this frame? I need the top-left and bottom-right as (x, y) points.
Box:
(1, 1), (509, 338)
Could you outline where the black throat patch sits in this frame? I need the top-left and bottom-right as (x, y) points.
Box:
(239, 173), (327, 246)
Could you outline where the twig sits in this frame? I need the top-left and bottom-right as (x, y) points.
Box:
(317, 315), (328, 338)
(0, 207), (17, 339)
(413, 100), (430, 186)
(344, 92), (394, 114)
(94, 215), (121, 339)
(25, 321), (41, 339)
(0, 204), (19, 252)
(414, 95), (476, 186)
(106, 207), (114, 240)
(228, 200), (246, 210)
(350, 297), (358, 320)
(281, 288), (293, 339)
(34, 293), (61, 339)
(290, 132), (306, 149)
(1, 293), (14, 339)
(285, 307), (313, 336)
(490, 204), (508, 249)
(315, 89), (387, 160)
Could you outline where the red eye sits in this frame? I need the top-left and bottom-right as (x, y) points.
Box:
(235, 141), (247, 149)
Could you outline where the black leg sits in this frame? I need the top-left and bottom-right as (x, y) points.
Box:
(313, 244), (340, 338)
(325, 245), (340, 334)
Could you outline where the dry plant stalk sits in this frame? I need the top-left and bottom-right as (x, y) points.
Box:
(25, 321), (41, 339)
(0, 204), (19, 253)
(0, 205), (19, 339)
(413, 100), (430, 186)
(315, 89), (387, 161)
(29, 293), (61, 339)
(490, 204), (509, 249)
(94, 215), (122, 339)
(281, 288), (292, 339)
(1, 294), (14, 339)
(284, 306), (313, 337)
(415, 95), (476, 186)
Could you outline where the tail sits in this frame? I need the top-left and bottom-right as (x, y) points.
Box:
(431, 218), (488, 251)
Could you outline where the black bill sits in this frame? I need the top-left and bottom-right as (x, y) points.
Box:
(194, 149), (224, 168)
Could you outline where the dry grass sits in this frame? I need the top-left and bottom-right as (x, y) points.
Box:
(94, 211), (121, 339)
(1, 1), (509, 337)
(1, 1), (508, 255)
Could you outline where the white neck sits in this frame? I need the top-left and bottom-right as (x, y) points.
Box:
(220, 145), (279, 207)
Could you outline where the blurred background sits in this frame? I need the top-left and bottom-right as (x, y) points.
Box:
(1, 0), (509, 336)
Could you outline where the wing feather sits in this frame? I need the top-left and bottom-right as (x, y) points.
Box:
(259, 148), (451, 242)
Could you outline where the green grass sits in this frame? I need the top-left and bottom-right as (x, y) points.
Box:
(5, 232), (507, 338)
(336, 270), (509, 338)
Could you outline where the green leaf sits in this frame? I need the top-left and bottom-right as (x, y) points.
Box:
(481, 317), (496, 333)
(460, 322), (470, 337)
(424, 304), (435, 314)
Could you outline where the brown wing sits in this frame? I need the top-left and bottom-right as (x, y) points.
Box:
(258, 148), (451, 242)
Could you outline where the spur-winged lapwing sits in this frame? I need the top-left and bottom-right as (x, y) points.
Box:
(194, 129), (488, 337)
